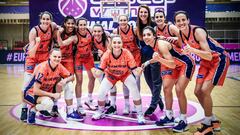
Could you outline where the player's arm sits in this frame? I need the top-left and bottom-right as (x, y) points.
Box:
(154, 40), (176, 69)
(112, 28), (118, 34)
(51, 21), (60, 31)
(183, 28), (212, 61)
(57, 74), (74, 87)
(56, 27), (77, 46)
(33, 82), (59, 99)
(27, 28), (40, 57)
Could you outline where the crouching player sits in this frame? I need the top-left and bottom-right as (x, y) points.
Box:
(91, 35), (145, 125)
(23, 48), (75, 124)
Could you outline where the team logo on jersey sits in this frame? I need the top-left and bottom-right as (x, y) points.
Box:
(58, 0), (87, 18)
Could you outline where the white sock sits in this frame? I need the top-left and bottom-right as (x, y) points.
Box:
(135, 104), (143, 115)
(211, 114), (217, 121)
(54, 100), (58, 106)
(88, 93), (93, 101)
(202, 116), (212, 125)
(77, 97), (82, 107)
(166, 110), (173, 119)
(110, 96), (116, 106)
(98, 106), (104, 112)
(67, 105), (74, 114)
(22, 103), (27, 108)
(124, 98), (130, 107)
(30, 107), (36, 112)
(179, 113), (187, 123)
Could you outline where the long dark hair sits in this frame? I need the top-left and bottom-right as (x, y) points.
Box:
(62, 15), (76, 36)
(154, 10), (168, 24)
(93, 24), (108, 48)
(136, 5), (152, 38)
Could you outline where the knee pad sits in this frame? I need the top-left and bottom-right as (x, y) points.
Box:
(122, 85), (129, 97)
(64, 82), (74, 100)
(36, 97), (54, 111)
(124, 75), (141, 101)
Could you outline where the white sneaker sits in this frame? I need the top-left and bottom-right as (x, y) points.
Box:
(137, 114), (145, 125)
(174, 117), (180, 123)
(77, 106), (86, 116)
(123, 105), (130, 115)
(92, 110), (105, 120)
(85, 100), (97, 110)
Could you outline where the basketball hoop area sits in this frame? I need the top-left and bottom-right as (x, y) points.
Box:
(100, 0), (130, 22)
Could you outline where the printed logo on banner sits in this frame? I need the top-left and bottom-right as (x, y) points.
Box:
(58, 0), (87, 18)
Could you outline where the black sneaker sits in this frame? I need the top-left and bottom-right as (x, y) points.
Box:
(51, 105), (60, 117)
(159, 98), (164, 111)
(105, 105), (117, 115)
(20, 108), (28, 122)
(39, 110), (52, 118)
(105, 100), (111, 108)
(144, 107), (155, 116)
(194, 123), (213, 135)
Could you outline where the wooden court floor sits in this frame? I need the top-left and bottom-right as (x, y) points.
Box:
(0, 64), (239, 135)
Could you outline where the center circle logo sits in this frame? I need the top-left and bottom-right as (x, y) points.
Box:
(58, 0), (87, 18)
(11, 94), (204, 131)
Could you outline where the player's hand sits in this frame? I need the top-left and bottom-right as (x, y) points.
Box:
(52, 93), (61, 100)
(58, 79), (67, 87)
(35, 37), (41, 43)
(91, 68), (103, 78)
(58, 27), (64, 33)
(152, 52), (160, 61)
(98, 50), (104, 57)
(182, 44), (192, 55)
(133, 67), (143, 76)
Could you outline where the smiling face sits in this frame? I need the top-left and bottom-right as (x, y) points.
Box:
(154, 11), (165, 26)
(78, 19), (87, 32)
(64, 19), (75, 33)
(118, 15), (128, 29)
(138, 7), (149, 23)
(111, 36), (123, 52)
(49, 49), (62, 66)
(143, 28), (155, 46)
(174, 13), (189, 31)
(92, 25), (103, 40)
(40, 13), (52, 28)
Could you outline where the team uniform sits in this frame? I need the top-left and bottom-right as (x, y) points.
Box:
(93, 49), (145, 124)
(75, 29), (94, 72)
(179, 25), (230, 86)
(98, 49), (137, 84)
(24, 60), (71, 106)
(156, 24), (175, 38)
(93, 38), (108, 54)
(153, 39), (195, 80)
(117, 24), (141, 66)
(59, 33), (75, 74)
(25, 25), (53, 73)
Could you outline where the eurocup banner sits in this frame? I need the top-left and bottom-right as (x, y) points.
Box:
(29, 0), (206, 29)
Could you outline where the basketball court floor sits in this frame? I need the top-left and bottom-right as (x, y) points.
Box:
(0, 64), (239, 135)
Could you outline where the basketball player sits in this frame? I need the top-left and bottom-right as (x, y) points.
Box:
(103, 14), (142, 115)
(91, 35), (145, 125)
(74, 17), (95, 115)
(142, 26), (195, 132)
(21, 11), (58, 122)
(24, 48), (76, 124)
(174, 11), (230, 135)
(56, 15), (83, 121)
